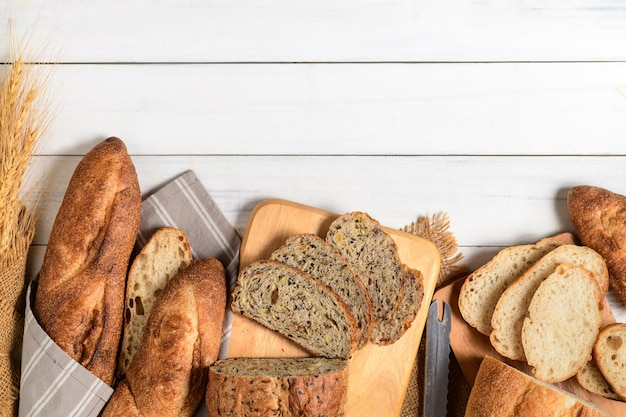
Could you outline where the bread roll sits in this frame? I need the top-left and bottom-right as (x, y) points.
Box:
(34, 137), (141, 385)
(206, 357), (349, 417)
(568, 185), (626, 304)
(465, 356), (612, 417)
(102, 258), (227, 417)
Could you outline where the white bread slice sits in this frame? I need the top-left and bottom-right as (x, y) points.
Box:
(594, 323), (626, 401)
(458, 239), (565, 336)
(521, 264), (603, 383)
(490, 244), (608, 361)
(465, 356), (612, 417)
(577, 359), (621, 401)
(118, 227), (193, 376)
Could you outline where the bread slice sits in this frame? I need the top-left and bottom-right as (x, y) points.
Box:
(458, 239), (565, 336)
(465, 356), (612, 417)
(577, 359), (621, 401)
(371, 265), (424, 345)
(490, 244), (608, 361)
(521, 264), (603, 383)
(231, 260), (360, 359)
(118, 227), (193, 376)
(206, 357), (349, 417)
(269, 233), (373, 348)
(568, 185), (626, 305)
(594, 323), (626, 401)
(326, 211), (406, 339)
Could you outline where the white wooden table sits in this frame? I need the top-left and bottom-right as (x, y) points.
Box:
(3, 0), (626, 412)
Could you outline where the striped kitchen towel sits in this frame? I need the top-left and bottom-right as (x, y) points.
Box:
(18, 170), (241, 417)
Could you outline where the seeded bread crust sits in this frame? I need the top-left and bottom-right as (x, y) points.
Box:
(206, 357), (349, 417)
(490, 244), (608, 361)
(118, 227), (193, 377)
(521, 264), (603, 383)
(270, 233), (373, 348)
(231, 260), (360, 359)
(594, 323), (626, 401)
(465, 356), (612, 417)
(326, 211), (406, 342)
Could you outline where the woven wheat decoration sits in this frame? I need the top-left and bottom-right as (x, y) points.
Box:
(0, 40), (53, 416)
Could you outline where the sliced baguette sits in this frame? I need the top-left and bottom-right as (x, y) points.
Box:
(521, 264), (603, 383)
(326, 211), (406, 344)
(118, 227), (193, 376)
(269, 233), (373, 348)
(465, 356), (612, 417)
(490, 244), (608, 361)
(594, 323), (626, 401)
(206, 357), (349, 417)
(231, 260), (360, 359)
(577, 359), (621, 401)
(458, 238), (566, 336)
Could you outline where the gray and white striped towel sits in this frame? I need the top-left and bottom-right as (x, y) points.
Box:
(19, 170), (241, 417)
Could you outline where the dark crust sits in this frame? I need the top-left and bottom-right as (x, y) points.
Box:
(568, 185), (626, 304)
(34, 137), (141, 386)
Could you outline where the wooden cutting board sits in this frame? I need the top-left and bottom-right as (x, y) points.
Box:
(433, 277), (626, 416)
(227, 199), (441, 417)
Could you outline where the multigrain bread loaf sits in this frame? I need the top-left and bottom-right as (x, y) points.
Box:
(269, 233), (373, 348)
(458, 238), (566, 336)
(206, 357), (349, 417)
(231, 260), (360, 359)
(34, 137), (141, 385)
(594, 323), (626, 401)
(465, 356), (612, 417)
(521, 264), (603, 383)
(568, 185), (626, 305)
(118, 227), (193, 376)
(101, 258), (226, 417)
(490, 244), (608, 361)
(371, 265), (424, 345)
(326, 211), (407, 344)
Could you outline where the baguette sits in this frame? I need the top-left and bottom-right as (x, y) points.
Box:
(594, 323), (626, 401)
(118, 227), (193, 376)
(34, 137), (141, 385)
(101, 258), (226, 417)
(206, 357), (349, 417)
(465, 356), (612, 417)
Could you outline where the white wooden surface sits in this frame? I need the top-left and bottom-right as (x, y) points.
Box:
(4, 2), (626, 308)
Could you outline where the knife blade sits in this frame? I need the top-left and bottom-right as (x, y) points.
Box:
(423, 300), (452, 417)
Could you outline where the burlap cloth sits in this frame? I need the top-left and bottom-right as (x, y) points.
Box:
(400, 214), (471, 417)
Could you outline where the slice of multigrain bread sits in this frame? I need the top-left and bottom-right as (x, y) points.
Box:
(326, 211), (406, 344)
(118, 227), (193, 376)
(206, 357), (349, 417)
(459, 239), (566, 336)
(269, 233), (373, 348)
(521, 264), (603, 383)
(594, 323), (626, 401)
(231, 260), (360, 359)
(490, 244), (608, 361)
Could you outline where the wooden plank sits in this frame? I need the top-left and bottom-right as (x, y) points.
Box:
(10, 63), (626, 156)
(4, 0), (626, 62)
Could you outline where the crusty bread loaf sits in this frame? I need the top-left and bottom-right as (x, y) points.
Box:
(594, 323), (626, 401)
(118, 227), (193, 376)
(371, 265), (424, 345)
(465, 356), (612, 417)
(269, 233), (373, 348)
(568, 185), (626, 305)
(34, 137), (141, 385)
(231, 260), (360, 359)
(521, 264), (603, 383)
(101, 258), (226, 417)
(326, 211), (406, 342)
(206, 357), (349, 417)
(459, 239), (565, 336)
(490, 244), (608, 361)
(577, 359), (621, 401)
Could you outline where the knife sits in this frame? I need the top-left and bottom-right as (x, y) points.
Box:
(423, 300), (452, 417)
